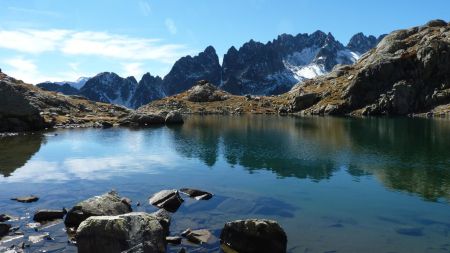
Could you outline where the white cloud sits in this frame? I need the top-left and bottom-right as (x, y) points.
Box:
(0, 29), (190, 63)
(138, 0), (152, 16)
(0, 29), (69, 53)
(122, 62), (144, 78)
(165, 18), (177, 35)
(3, 57), (94, 84)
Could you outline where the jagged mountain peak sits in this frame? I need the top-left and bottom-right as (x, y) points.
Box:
(347, 32), (379, 54)
(163, 45), (221, 96)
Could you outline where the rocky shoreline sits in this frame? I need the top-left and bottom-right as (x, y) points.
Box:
(1, 190), (288, 253)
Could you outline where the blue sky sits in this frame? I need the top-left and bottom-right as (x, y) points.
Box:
(0, 0), (448, 84)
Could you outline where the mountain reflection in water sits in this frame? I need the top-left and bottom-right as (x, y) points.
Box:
(1, 116), (450, 203)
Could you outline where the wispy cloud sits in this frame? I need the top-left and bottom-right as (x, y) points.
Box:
(0, 29), (69, 53)
(138, 0), (152, 16)
(165, 18), (177, 35)
(0, 29), (190, 63)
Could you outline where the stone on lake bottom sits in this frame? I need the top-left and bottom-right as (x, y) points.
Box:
(179, 188), (213, 200)
(181, 228), (212, 244)
(220, 219), (287, 253)
(166, 236), (182, 245)
(11, 196), (39, 203)
(0, 223), (11, 237)
(33, 209), (66, 222)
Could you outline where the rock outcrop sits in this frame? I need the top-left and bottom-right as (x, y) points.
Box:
(290, 19), (450, 116)
(165, 111), (184, 124)
(185, 80), (229, 102)
(119, 112), (165, 126)
(0, 75), (48, 132)
(0, 72), (131, 132)
(76, 212), (167, 253)
(220, 219), (287, 253)
(65, 191), (132, 228)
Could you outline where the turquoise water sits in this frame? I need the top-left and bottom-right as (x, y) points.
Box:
(0, 116), (450, 252)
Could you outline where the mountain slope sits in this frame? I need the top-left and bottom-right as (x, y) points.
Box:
(130, 73), (164, 109)
(287, 19), (450, 116)
(79, 72), (138, 108)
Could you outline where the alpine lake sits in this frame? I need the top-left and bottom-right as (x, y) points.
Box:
(1, 115), (449, 253)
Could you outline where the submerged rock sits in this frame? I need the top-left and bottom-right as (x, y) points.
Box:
(149, 190), (184, 213)
(179, 188), (213, 200)
(11, 195), (39, 203)
(166, 236), (182, 245)
(165, 111), (184, 124)
(64, 191), (132, 228)
(0, 223), (11, 237)
(33, 209), (66, 222)
(29, 233), (52, 243)
(220, 219), (287, 253)
(181, 228), (212, 244)
(0, 214), (11, 222)
(76, 212), (167, 253)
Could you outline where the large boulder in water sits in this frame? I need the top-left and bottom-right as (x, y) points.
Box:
(186, 80), (228, 102)
(65, 191), (132, 228)
(76, 212), (167, 253)
(220, 219), (287, 253)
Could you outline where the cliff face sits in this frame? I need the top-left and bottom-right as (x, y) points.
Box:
(289, 19), (450, 116)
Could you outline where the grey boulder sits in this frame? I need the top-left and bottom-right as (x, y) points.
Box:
(220, 219), (287, 253)
(76, 212), (167, 253)
(65, 191), (132, 227)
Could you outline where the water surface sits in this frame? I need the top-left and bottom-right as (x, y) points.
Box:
(1, 116), (450, 252)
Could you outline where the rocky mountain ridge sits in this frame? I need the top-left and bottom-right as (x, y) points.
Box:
(142, 20), (450, 118)
(37, 31), (381, 108)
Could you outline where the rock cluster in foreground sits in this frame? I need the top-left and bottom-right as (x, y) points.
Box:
(63, 190), (286, 253)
